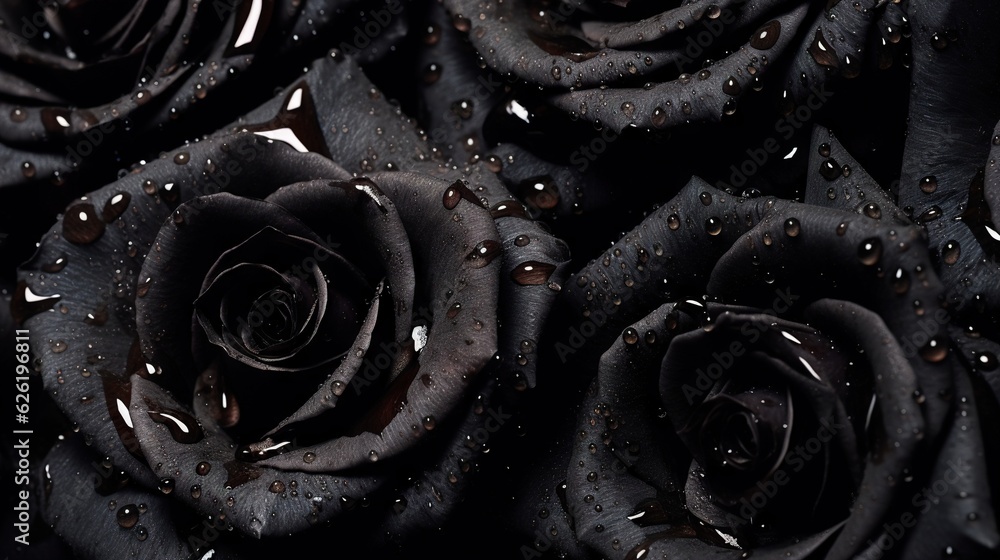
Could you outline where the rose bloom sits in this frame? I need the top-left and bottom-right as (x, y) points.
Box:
(507, 127), (1000, 560)
(15, 53), (570, 559)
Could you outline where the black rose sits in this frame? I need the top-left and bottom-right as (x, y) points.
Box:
(0, 0), (416, 274)
(508, 127), (1000, 559)
(438, 0), (912, 131)
(16, 54), (570, 559)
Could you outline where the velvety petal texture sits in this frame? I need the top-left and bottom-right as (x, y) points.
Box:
(6, 0), (1000, 559)
(18, 52), (570, 559)
(510, 170), (1000, 558)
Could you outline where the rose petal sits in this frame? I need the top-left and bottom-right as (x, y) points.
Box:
(803, 125), (908, 225)
(39, 435), (241, 560)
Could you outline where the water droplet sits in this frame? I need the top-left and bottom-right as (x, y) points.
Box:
(864, 203), (882, 219)
(941, 240), (961, 265)
(21, 161), (36, 179)
(452, 14), (471, 32)
(135, 526), (148, 541)
(173, 152), (190, 165)
(723, 76), (742, 96)
(102, 192), (131, 222)
(269, 480), (285, 493)
(620, 102), (635, 119)
(699, 192), (713, 206)
(784, 217), (801, 237)
(10, 107), (27, 122)
(858, 237), (882, 266)
(931, 32), (949, 51)
(920, 175), (938, 193)
(41, 108), (72, 133)
(651, 107), (667, 128)
(331, 380), (346, 396)
(490, 200), (528, 219)
(514, 235), (530, 247)
(622, 328), (639, 345)
(809, 29), (840, 69)
(820, 158), (841, 181)
(42, 254), (68, 273)
(393, 496), (408, 514)
(919, 336), (950, 362)
(225, 0), (274, 55)
(63, 203), (105, 244)
(424, 23), (441, 44)
(750, 21), (781, 50)
(511, 261), (556, 285)
(705, 217), (723, 236)
(917, 205), (942, 223)
(117, 504), (139, 528)
(156, 478), (177, 494)
(466, 240), (502, 267)
(303, 452), (316, 463)
(340, 495), (358, 510)
(517, 176), (560, 210)
(891, 268), (911, 294)
(423, 416), (437, 430)
(451, 99), (474, 120)
(974, 351), (998, 370)
(423, 63), (442, 84)
(667, 214), (681, 230)
(196, 462), (211, 476)
(147, 407), (204, 444)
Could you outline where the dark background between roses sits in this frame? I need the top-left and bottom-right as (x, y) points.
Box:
(3, 0), (1000, 559)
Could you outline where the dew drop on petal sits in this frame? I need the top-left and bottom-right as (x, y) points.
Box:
(941, 240), (960, 265)
(705, 217), (723, 236)
(750, 21), (780, 50)
(919, 336), (949, 362)
(783, 218), (801, 237)
(622, 328), (639, 345)
(858, 237), (882, 266)
(117, 504), (139, 529)
(920, 175), (938, 193)
(63, 203), (105, 244)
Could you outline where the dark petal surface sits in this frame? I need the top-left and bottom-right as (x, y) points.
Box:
(534, 174), (995, 557)
(896, 0), (1000, 320)
(441, 0), (885, 131)
(39, 435), (240, 560)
